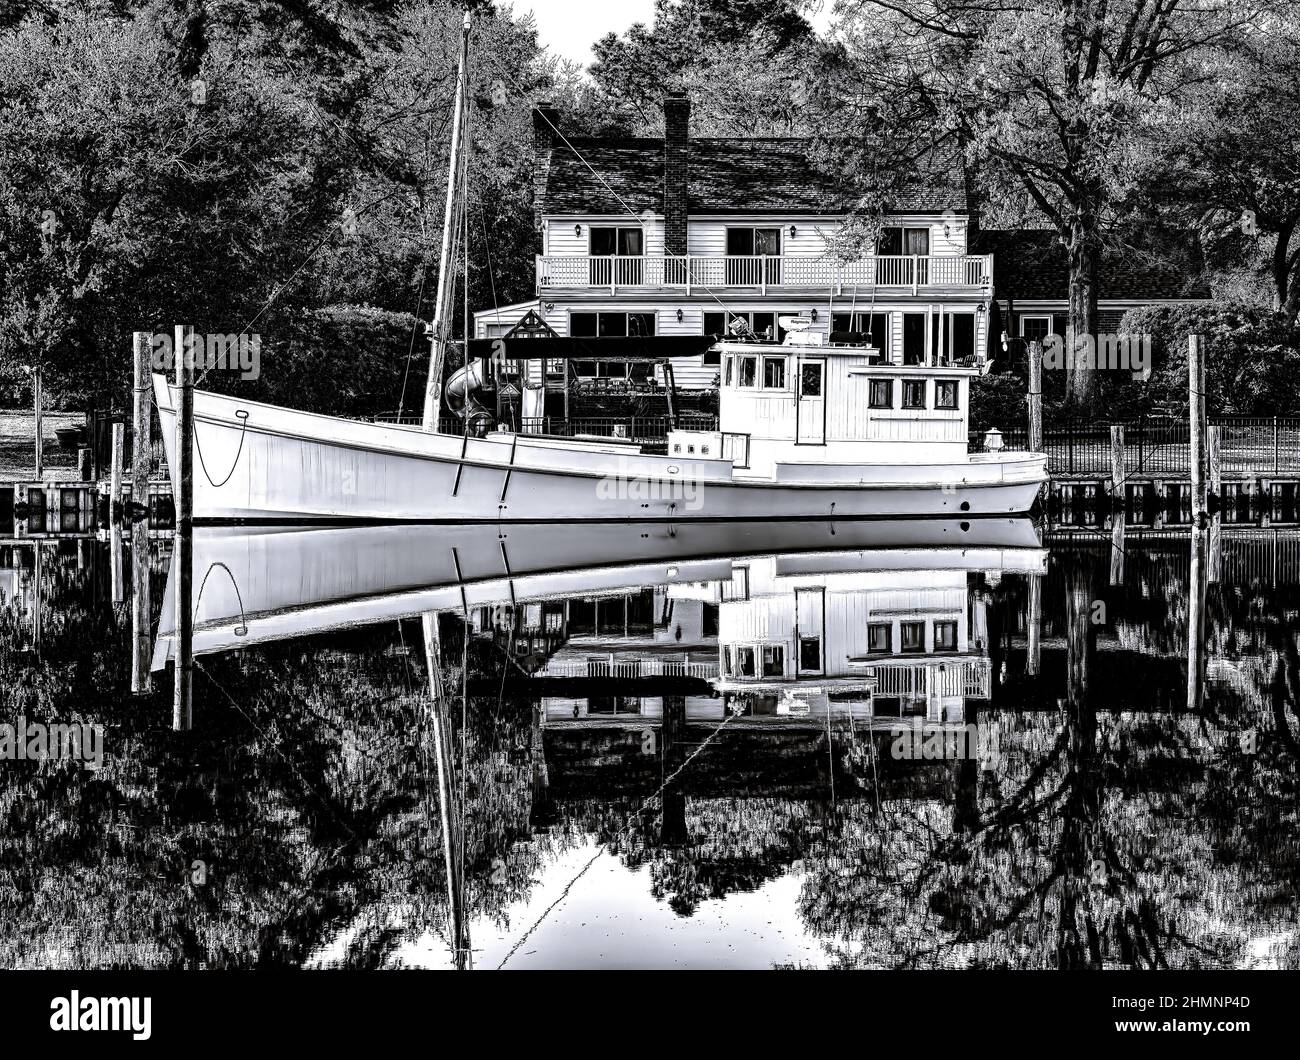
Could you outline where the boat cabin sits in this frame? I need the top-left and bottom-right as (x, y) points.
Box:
(667, 321), (979, 477)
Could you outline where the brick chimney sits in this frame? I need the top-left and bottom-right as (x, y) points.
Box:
(532, 102), (559, 244)
(663, 92), (690, 256)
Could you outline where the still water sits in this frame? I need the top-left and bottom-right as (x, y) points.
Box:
(2, 518), (1298, 969)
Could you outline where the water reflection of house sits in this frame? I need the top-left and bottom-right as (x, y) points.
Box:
(519, 585), (722, 722)
(716, 558), (991, 725)
(536, 553), (1008, 728)
(0, 547), (33, 618)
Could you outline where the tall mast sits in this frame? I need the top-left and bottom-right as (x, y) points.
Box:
(423, 12), (472, 431)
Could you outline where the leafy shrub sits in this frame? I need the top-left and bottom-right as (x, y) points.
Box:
(1118, 303), (1300, 416)
(247, 304), (425, 418)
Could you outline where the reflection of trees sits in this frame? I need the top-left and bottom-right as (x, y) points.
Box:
(794, 552), (1300, 969)
(5, 540), (1300, 969)
(0, 554), (571, 968)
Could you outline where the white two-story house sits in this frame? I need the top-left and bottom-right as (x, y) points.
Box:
(473, 93), (994, 397)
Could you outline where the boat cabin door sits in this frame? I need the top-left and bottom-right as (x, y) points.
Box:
(796, 358), (826, 444)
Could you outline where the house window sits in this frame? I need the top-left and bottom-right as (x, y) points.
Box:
(831, 311), (889, 355)
(931, 311), (977, 365)
(868, 379), (893, 409)
(738, 356), (758, 388)
(589, 226), (644, 285)
(799, 637), (821, 671)
(868, 623), (891, 653)
(706, 310), (791, 342)
(934, 620), (958, 652)
(762, 644), (784, 678)
(1020, 315), (1052, 342)
(877, 226), (930, 257)
(736, 646), (756, 677)
(724, 356), (734, 386)
(723, 646), (733, 676)
(569, 312), (656, 338)
(763, 357), (787, 389)
(902, 379), (927, 409)
(902, 312), (927, 365)
(935, 380), (959, 410)
(725, 227), (782, 285)
(901, 621), (925, 653)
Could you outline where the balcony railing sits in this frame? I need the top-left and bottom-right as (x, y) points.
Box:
(537, 254), (993, 294)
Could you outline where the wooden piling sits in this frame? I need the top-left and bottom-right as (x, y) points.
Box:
(1025, 573), (1042, 676)
(173, 324), (194, 731)
(33, 365), (43, 481)
(1187, 527), (1207, 711)
(109, 421), (124, 522)
(1208, 424), (1221, 505)
(1189, 333), (1207, 527)
(1109, 510), (1126, 586)
(1027, 340), (1043, 455)
(1110, 425), (1124, 502)
(131, 513), (152, 695)
(132, 331), (152, 511)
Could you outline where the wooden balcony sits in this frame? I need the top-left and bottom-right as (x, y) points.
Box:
(536, 254), (993, 295)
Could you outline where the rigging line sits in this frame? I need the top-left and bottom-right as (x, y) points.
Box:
(397, 265), (429, 420)
(220, 186), (407, 365)
(479, 55), (740, 317)
(194, 661), (359, 841)
(496, 708), (737, 969)
(529, 103), (742, 318)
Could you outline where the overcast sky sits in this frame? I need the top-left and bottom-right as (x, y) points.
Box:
(502, 0), (657, 68)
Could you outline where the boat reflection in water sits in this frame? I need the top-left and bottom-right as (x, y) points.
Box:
(153, 518), (1044, 675)
(152, 517), (1047, 968)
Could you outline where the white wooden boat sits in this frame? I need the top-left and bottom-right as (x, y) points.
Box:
(152, 328), (1044, 522)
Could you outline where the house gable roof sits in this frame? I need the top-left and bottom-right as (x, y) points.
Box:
(539, 137), (968, 216)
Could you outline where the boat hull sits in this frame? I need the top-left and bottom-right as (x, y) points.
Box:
(154, 378), (1047, 521)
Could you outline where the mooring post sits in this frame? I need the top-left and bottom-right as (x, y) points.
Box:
(1110, 424), (1125, 505)
(109, 421), (125, 523)
(33, 364), (43, 481)
(173, 324), (194, 731)
(1187, 527), (1207, 711)
(1110, 510), (1126, 587)
(1189, 333), (1207, 528)
(1025, 572), (1042, 677)
(109, 419), (126, 604)
(131, 511), (152, 695)
(1027, 340), (1043, 453)
(1207, 424), (1221, 507)
(132, 331), (152, 513)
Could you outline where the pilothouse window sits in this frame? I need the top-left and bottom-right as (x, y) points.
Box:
(763, 357), (786, 389)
